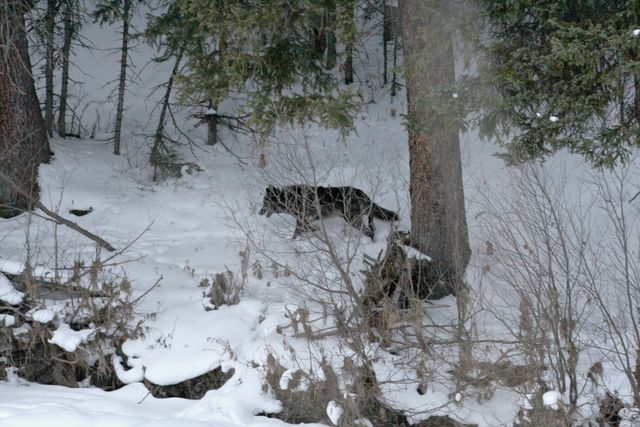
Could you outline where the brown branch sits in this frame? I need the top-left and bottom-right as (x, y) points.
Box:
(34, 199), (116, 251)
(0, 171), (116, 251)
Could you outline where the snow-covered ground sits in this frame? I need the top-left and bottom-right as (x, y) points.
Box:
(2, 5), (640, 427)
(0, 109), (509, 426)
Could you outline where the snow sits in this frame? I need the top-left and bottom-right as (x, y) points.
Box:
(0, 43), (528, 424)
(0, 381), (311, 427)
(141, 349), (223, 386)
(113, 355), (145, 384)
(48, 323), (95, 352)
(542, 391), (563, 410)
(0, 314), (15, 327)
(0, 258), (61, 282)
(403, 244), (432, 261)
(619, 407), (640, 427)
(520, 393), (534, 411)
(278, 370), (308, 392)
(326, 401), (343, 425)
(0, 259), (24, 276)
(0, 3), (635, 427)
(0, 274), (23, 305)
(279, 369), (296, 390)
(31, 309), (56, 323)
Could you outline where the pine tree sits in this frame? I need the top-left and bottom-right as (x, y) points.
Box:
(147, 0), (358, 140)
(145, 0), (206, 175)
(457, 0), (640, 167)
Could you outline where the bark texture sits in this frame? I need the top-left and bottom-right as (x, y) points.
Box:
(399, 0), (470, 281)
(113, 0), (131, 155)
(44, 0), (56, 136)
(325, 0), (336, 70)
(344, 44), (353, 84)
(58, 0), (73, 137)
(0, 0), (52, 217)
(343, 5), (354, 84)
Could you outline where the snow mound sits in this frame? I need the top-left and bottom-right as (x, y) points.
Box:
(0, 314), (15, 327)
(113, 355), (144, 384)
(542, 391), (563, 410)
(0, 259), (24, 276)
(32, 309), (56, 323)
(0, 274), (23, 305)
(326, 401), (344, 425)
(49, 323), (95, 352)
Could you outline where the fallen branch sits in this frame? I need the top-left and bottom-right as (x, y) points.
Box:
(0, 171), (116, 251)
(33, 200), (116, 251)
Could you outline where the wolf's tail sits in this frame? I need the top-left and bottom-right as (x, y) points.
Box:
(371, 204), (399, 221)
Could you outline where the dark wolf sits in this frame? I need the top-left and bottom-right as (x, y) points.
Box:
(258, 185), (398, 239)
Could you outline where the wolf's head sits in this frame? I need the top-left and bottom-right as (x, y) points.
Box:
(258, 186), (284, 218)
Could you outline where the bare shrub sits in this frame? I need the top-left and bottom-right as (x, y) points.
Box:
(0, 258), (144, 388)
(200, 246), (249, 309)
(514, 400), (571, 427)
(264, 351), (408, 426)
(0, 218), (150, 389)
(225, 130), (477, 425)
(582, 165), (640, 406)
(477, 163), (594, 415)
(475, 159), (640, 423)
(264, 353), (341, 424)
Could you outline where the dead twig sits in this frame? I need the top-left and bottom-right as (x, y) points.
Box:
(0, 171), (116, 251)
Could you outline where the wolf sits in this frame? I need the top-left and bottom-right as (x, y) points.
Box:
(258, 185), (398, 239)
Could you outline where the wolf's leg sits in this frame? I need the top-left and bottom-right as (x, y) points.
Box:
(293, 219), (317, 239)
(350, 215), (374, 240)
(367, 214), (376, 239)
(292, 219), (305, 239)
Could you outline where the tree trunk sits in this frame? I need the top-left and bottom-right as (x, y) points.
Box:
(391, 3), (399, 97)
(311, 7), (326, 58)
(634, 73), (640, 123)
(206, 103), (218, 146)
(391, 31), (398, 97)
(151, 49), (183, 181)
(57, 0), (73, 137)
(400, 0), (471, 371)
(325, 0), (336, 70)
(0, 0), (52, 217)
(382, 0), (388, 85)
(399, 0), (470, 287)
(205, 35), (227, 147)
(343, 4), (354, 84)
(113, 0), (131, 156)
(44, 0), (56, 136)
(344, 42), (354, 84)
